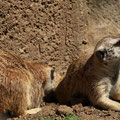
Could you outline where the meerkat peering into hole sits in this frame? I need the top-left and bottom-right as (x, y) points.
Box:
(0, 49), (61, 117)
(55, 35), (120, 111)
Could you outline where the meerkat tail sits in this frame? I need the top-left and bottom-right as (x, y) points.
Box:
(96, 97), (120, 111)
(25, 108), (41, 115)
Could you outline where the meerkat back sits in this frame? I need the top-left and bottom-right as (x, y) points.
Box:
(0, 50), (32, 116)
(55, 55), (90, 104)
(0, 50), (58, 117)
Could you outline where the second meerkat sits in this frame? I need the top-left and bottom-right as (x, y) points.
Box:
(55, 36), (120, 111)
(0, 49), (62, 117)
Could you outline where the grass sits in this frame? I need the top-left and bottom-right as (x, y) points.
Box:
(35, 114), (46, 117)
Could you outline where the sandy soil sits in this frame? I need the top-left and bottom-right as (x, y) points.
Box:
(0, 0), (120, 120)
(7, 102), (120, 120)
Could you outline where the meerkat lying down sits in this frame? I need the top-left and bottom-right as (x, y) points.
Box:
(55, 36), (120, 111)
(0, 49), (60, 117)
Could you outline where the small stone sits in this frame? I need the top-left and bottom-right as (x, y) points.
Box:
(57, 105), (73, 115)
(82, 41), (87, 45)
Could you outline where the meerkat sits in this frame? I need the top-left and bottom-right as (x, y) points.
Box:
(0, 49), (60, 117)
(55, 35), (120, 111)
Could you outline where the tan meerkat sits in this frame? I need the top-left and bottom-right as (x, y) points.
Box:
(55, 36), (120, 111)
(0, 49), (60, 117)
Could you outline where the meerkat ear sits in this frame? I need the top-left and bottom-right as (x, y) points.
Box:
(95, 50), (105, 61)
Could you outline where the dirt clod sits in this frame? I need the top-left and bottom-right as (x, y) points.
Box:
(57, 105), (73, 116)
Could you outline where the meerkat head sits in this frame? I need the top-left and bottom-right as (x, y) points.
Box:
(44, 67), (65, 102)
(94, 36), (120, 64)
(44, 68), (62, 102)
(44, 68), (55, 96)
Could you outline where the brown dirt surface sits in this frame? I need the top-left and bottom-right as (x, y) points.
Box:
(7, 103), (120, 120)
(0, 0), (120, 120)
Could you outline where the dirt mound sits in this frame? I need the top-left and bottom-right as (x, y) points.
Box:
(0, 0), (89, 73)
(0, 0), (120, 120)
(7, 103), (120, 120)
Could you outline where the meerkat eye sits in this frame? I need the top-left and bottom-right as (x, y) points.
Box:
(95, 50), (105, 61)
(114, 40), (120, 47)
(50, 69), (54, 81)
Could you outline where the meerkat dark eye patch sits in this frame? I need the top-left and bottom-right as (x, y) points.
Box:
(96, 50), (105, 61)
(114, 40), (120, 47)
(50, 69), (54, 81)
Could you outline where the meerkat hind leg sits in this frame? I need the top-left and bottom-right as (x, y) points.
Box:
(25, 108), (41, 115)
(96, 96), (120, 111)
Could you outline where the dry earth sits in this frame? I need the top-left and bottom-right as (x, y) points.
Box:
(0, 0), (120, 120)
